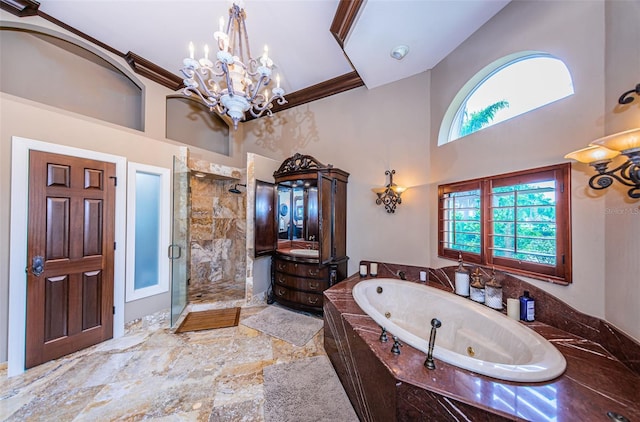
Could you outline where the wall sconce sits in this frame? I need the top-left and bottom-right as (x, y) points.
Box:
(373, 170), (407, 213)
(565, 128), (640, 199)
(618, 83), (640, 104)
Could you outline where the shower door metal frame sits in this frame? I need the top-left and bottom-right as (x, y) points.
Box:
(170, 156), (190, 327)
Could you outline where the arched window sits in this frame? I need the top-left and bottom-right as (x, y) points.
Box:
(439, 52), (574, 145)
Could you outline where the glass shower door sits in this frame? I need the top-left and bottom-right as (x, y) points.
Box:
(170, 156), (190, 327)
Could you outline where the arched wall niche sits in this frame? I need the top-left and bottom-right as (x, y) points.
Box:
(0, 23), (144, 131)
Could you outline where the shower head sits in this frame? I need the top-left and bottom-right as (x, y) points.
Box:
(229, 183), (246, 194)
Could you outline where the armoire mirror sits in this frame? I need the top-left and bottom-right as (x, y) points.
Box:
(277, 181), (319, 241)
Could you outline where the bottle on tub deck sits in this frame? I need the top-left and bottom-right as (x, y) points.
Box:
(519, 291), (535, 322)
(454, 253), (470, 297)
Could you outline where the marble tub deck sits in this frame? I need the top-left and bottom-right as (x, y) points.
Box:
(324, 274), (640, 421)
(1, 306), (327, 421)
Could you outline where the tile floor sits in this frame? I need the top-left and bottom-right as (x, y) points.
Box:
(188, 279), (245, 305)
(0, 305), (328, 421)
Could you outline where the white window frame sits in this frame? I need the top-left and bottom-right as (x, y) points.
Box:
(126, 162), (171, 301)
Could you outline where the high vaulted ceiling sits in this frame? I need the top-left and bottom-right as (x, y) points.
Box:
(4, 0), (511, 110)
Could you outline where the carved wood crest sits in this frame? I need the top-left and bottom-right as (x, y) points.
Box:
(273, 153), (332, 176)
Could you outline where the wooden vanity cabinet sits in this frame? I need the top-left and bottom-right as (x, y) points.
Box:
(254, 153), (349, 313)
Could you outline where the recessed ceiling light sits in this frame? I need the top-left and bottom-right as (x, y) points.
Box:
(390, 45), (409, 60)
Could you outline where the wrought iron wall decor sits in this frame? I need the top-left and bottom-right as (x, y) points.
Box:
(374, 170), (407, 213)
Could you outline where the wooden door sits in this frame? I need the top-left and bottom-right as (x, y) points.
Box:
(26, 150), (115, 369)
(333, 178), (347, 259)
(254, 180), (276, 256)
(319, 174), (334, 265)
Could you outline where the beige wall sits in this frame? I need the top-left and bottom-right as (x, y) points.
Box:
(242, 72), (432, 272)
(429, 0), (608, 318)
(602, 0), (640, 341)
(1, 0), (638, 365)
(430, 0), (639, 341)
(0, 10), (250, 363)
(242, 0), (639, 342)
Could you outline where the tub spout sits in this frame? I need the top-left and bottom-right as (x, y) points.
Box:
(398, 271), (406, 280)
(424, 318), (442, 370)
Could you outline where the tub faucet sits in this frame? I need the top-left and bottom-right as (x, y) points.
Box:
(424, 318), (442, 370)
(398, 271), (406, 280)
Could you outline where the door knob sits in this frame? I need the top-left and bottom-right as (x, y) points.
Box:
(32, 256), (44, 277)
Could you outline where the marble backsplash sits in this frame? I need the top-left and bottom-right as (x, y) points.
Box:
(359, 260), (640, 377)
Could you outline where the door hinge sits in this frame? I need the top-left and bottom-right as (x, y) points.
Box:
(109, 176), (117, 186)
(114, 242), (117, 250)
(560, 183), (564, 193)
(562, 254), (565, 264)
(112, 306), (116, 315)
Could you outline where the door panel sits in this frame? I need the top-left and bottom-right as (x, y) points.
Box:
(319, 175), (333, 265)
(82, 270), (102, 330)
(254, 180), (276, 256)
(46, 197), (70, 259)
(83, 199), (103, 255)
(44, 275), (69, 342)
(26, 150), (115, 369)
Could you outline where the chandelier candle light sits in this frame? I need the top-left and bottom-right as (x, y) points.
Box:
(180, 3), (287, 129)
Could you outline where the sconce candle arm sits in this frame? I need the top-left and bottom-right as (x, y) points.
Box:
(589, 159), (640, 198)
(618, 83), (640, 105)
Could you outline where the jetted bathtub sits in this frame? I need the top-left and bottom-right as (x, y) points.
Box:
(352, 278), (566, 382)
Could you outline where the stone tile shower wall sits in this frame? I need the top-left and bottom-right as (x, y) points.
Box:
(189, 176), (247, 298)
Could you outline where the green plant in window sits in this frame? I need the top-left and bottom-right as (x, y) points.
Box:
(460, 100), (510, 137)
(492, 184), (557, 265)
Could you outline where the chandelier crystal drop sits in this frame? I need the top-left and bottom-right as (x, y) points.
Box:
(180, 3), (287, 129)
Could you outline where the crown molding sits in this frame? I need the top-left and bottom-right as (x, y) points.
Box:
(125, 52), (183, 91)
(250, 71), (363, 120)
(330, 0), (364, 48)
(0, 0), (39, 17)
(2, 0), (366, 118)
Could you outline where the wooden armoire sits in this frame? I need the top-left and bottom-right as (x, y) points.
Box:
(254, 153), (349, 313)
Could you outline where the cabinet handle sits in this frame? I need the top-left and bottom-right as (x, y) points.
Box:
(277, 263), (286, 271)
(307, 297), (319, 304)
(308, 282), (318, 290)
(307, 269), (319, 276)
(277, 289), (286, 296)
(278, 276), (286, 283)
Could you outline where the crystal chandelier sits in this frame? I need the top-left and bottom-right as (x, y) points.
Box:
(180, 3), (287, 129)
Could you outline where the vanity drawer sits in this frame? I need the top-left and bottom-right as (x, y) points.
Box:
(273, 285), (324, 308)
(274, 272), (329, 293)
(274, 259), (328, 279)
